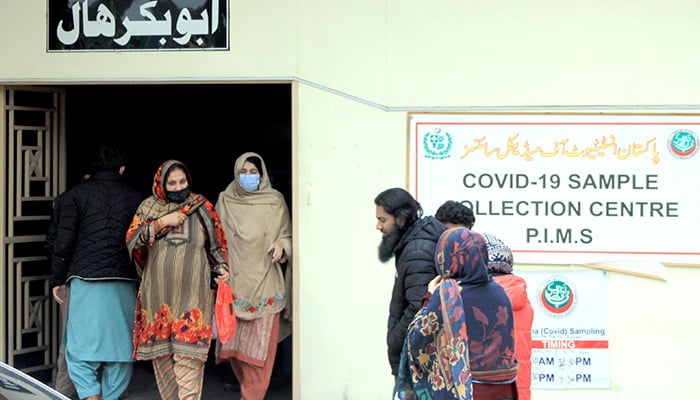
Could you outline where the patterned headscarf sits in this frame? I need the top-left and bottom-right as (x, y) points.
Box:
(152, 159), (193, 202)
(482, 233), (514, 274)
(396, 228), (518, 400)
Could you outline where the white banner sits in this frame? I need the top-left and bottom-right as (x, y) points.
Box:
(409, 113), (700, 265)
(520, 270), (609, 389)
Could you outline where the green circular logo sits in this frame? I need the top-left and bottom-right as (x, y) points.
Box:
(668, 129), (698, 159)
(538, 276), (576, 318)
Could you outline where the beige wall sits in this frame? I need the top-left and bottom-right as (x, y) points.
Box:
(3, 1), (700, 399)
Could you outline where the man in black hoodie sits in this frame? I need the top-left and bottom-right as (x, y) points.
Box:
(49, 144), (144, 400)
(374, 188), (447, 380)
(45, 172), (90, 400)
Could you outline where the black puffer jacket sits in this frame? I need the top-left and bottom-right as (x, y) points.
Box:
(49, 170), (144, 287)
(387, 216), (447, 376)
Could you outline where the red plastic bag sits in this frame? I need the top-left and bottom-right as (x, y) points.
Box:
(216, 282), (237, 344)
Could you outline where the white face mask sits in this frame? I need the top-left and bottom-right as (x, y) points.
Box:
(239, 174), (261, 192)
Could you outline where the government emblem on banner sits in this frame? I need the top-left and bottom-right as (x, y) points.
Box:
(422, 128), (452, 160)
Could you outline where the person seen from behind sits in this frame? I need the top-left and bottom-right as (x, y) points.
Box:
(435, 199), (475, 229)
(483, 233), (534, 400)
(45, 173), (90, 400)
(374, 188), (447, 384)
(214, 151), (293, 400)
(125, 159), (230, 400)
(395, 228), (519, 400)
(436, 200), (533, 400)
(49, 145), (144, 400)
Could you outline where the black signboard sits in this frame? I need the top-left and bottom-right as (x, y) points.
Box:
(47, 0), (228, 51)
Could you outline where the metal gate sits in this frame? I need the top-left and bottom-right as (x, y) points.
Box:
(1, 86), (66, 384)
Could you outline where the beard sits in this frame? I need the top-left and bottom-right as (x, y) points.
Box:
(378, 225), (403, 263)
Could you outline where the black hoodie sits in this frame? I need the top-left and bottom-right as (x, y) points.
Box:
(386, 215), (447, 376)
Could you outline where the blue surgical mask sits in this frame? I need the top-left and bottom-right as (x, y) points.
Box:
(239, 174), (261, 192)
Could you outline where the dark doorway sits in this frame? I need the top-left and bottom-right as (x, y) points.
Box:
(60, 83), (293, 397)
(62, 83), (292, 204)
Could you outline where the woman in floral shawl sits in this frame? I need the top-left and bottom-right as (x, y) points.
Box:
(396, 228), (518, 400)
(125, 159), (230, 400)
(214, 151), (292, 400)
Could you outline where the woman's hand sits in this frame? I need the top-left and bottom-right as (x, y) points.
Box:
(267, 241), (286, 263)
(216, 268), (230, 283)
(159, 211), (187, 228)
(427, 275), (443, 294)
(148, 212), (187, 245)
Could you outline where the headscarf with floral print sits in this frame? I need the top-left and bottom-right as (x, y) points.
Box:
(396, 228), (518, 399)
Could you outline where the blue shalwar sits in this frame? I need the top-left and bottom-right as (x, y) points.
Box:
(65, 279), (137, 400)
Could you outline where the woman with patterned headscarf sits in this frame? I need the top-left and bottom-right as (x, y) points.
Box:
(214, 151), (292, 400)
(395, 227), (518, 400)
(483, 233), (533, 400)
(125, 159), (230, 400)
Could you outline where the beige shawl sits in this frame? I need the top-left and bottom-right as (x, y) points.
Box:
(215, 152), (292, 324)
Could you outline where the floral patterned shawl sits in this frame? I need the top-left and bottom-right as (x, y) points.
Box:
(125, 160), (229, 361)
(396, 228), (518, 399)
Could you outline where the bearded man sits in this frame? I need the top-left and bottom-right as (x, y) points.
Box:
(374, 188), (447, 379)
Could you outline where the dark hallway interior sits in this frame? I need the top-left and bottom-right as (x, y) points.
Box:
(62, 83), (292, 204)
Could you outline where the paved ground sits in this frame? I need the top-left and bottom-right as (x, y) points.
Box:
(54, 339), (293, 400)
(121, 358), (292, 400)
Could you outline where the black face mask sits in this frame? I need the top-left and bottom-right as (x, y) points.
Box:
(165, 187), (191, 203)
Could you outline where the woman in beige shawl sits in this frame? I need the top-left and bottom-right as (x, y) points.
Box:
(214, 152), (292, 400)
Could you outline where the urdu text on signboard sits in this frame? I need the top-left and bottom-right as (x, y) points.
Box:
(47, 0), (228, 51)
(409, 113), (700, 265)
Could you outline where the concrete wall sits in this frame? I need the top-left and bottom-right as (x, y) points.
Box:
(3, 1), (700, 399)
